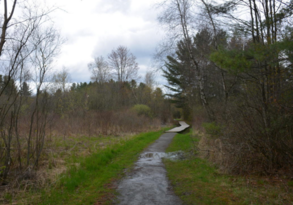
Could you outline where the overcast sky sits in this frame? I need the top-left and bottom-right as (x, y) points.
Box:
(48, 0), (165, 85)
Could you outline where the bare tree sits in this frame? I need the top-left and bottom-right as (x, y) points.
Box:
(158, 0), (293, 174)
(52, 67), (71, 93)
(27, 24), (63, 168)
(158, 0), (215, 120)
(0, 0), (17, 56)
(108, 46), (139, 82)
(88, 56), (111, 83)
(0, 1), (54, 181)
(145, 71), (156, 89)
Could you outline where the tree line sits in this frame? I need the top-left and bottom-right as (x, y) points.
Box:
(159, 0), (293, 174)
(0, 1), (175, 185)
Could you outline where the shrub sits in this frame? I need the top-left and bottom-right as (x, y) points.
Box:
(202, 122), (222, 138)
(131, 104), (152, 118)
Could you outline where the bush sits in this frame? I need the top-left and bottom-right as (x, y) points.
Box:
(131, 104), (152, 118)
(202, 122), (222, 138)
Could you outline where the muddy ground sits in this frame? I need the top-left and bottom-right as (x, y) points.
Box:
(115, 132), (182, 205)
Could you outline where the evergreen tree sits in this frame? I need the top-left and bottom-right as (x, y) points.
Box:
(3, 75), (17, 95)
(162, 39), (196, 110)
(20, 82), (32, 97)
(70, 83), (77, 91)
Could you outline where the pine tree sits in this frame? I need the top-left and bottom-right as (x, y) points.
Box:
(3, 75), (17, 96)
(162, 39), (197, 119)
(20, 82), (32, 97)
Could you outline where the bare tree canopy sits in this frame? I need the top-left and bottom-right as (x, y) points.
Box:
(145, 71), (156, 89)
(52, 67), (71, 93)
(0, 0), (64, 181)
(108, 46), (139, 82)
(88, 56), (111, 83)
(158, 0), (293, 175)
(0, 0), (17, 57)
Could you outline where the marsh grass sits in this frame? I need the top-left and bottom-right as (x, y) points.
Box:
(164, 131), (293, 205)
(23, 129), (167, 205)
(0, 127), (167, 205)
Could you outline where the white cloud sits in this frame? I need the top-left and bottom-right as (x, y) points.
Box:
(42, 0), (166, 85)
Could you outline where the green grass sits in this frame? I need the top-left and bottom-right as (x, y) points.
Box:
(164, 131), (293, 205)
(164, 131), (241, 204)
(32, 129), (166, 205)
(165, 130), (195, 153)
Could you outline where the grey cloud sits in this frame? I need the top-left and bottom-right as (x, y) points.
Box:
(96, 0), (131, 14)
(90, 24), (164, 84)
(74, 29), (94, 38)
(92, 26), (163, 63)
(66, 62), (91, 83)
(63, 0), (166, 84)
(62, 29), (94, 45)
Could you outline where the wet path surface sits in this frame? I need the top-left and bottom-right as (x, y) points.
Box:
(116, 133), (182, 205)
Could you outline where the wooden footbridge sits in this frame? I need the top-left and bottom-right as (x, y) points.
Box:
(165, 121), (190, 133)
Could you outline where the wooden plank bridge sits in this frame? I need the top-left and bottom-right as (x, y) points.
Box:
(165, 121), (190, 133)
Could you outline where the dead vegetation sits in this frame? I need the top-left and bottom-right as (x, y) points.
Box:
(0, 116), (164, 204)
(165, 131), (293, 205)
(195, 117), (293, 191)
(196, 111), (293, 176)
(0, 101), (167, 204)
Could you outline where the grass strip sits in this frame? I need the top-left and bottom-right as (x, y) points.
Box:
(164, 131), (293, 205)
(35, 129), (166, 205)
(165, 131), (243, 204)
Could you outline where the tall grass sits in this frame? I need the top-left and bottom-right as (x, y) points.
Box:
(164, 131), (293, 205)
(32, 129), (166, 205)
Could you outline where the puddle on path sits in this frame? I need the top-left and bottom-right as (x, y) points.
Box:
(116, 133), (183, 205)
(139, 151), (185, 161)
(116, 151), (184, 205)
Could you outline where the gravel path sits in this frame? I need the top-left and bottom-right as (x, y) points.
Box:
(116, 132), (182, 205)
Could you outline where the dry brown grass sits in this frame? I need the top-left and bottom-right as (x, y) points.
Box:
(166, 130), (293, 205)
(0, 110), (165, 204)
(0, 134), (140, 204)
(49, 110), (161, 137)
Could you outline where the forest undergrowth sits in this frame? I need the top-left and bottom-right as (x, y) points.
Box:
(164, 130), (293, 205)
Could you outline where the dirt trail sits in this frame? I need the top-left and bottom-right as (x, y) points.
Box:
(116, 132), (182, 205)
